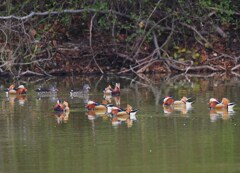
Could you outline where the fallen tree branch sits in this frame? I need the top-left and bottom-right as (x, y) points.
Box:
(18, 70), (45, 77)
(231, 64), (240, 71)
(180, 22), (210, 45)
(0, 9), (132, 20)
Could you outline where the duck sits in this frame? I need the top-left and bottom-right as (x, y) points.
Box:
(70, 84), (90, 97)
(104, 85), (112, 95)
(103, 83), (120, 96)
(54, 99), (70, 112)
(208, 98), (235, 111)
(35, 86), (58, 96)
(111, 104), (137, 121)
(6, 84), (27, 96)
(163, 96), (192, 107)
(112, 83), (120, 95)
(85, 100), (113, 115)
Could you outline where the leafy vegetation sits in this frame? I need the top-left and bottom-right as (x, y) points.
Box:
(0, 0), (239, 76)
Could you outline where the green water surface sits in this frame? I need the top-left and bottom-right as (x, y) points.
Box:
(0, 74), (240, 173)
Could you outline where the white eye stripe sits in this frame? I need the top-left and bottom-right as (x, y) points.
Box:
(163, 97), (171, 103)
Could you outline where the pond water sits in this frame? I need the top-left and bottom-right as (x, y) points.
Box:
(0, 74), (240, 173)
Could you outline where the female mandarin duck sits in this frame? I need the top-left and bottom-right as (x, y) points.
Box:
(70, 84), (90, 97)
(35, 86), (58, 96)
(85, 100), (114, 115)
(6, 84), (27, 95)
(208, 98), (235, 111)
(54, 99), (70, 113)
(104, 83), (120, 96)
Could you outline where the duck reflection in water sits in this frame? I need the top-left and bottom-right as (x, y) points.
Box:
(102, 94), (112, 105)
(86, 109), (99, 121)
(54, 111), (70, 124)
(102, 94), (121, 107)
(7, 94), (27, 106)
(209, 109), (235, 122)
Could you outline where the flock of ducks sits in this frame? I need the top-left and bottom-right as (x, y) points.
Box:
(85, 83), (138, 126)
(5, 83), (138, 127)
(163, 96), (235, 111)
(5, 83), (236, 125)
(162, 96), (236, 121)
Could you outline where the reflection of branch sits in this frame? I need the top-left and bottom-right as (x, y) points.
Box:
(94, 75), (103, 92)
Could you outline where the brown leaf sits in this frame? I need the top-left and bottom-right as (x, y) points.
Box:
(29, 29), (37, 37)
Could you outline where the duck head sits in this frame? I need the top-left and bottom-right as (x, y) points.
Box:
(9, 84), (16, 90)
(17, 85), (27, 94)
(85, 101), (97, 110)
(163, 96), (174, 106)
(104, 85), (112, 94)
(125, 104), (133, 114)
(83, 84), (91, 94)
(181, 97), (188, 103)
(208, 98), (220, 109)
(221, 98), (229, 106)
(111, 106), (121, 115)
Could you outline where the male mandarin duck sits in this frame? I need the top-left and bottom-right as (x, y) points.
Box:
(111, 104), (137, 121)
(112, 83), (120, 95)
(103, 83), (120, 96)
(85, 100), (114, 115)
(6, 84), (27, 95)
(70, 84), (90, 97)
(54, 99), (70, 112)
(163, 96), (192, 107)
(104, 85), (112, 95)
(208, 98), (235, 111)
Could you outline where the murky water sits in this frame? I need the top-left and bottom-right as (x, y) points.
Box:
(0, 74), (240, 173)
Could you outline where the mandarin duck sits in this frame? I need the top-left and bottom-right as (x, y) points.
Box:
(85, 100), (114, 115)
(70, 84), (90, 97)
(163, 96), (192, 107)
(103, 83), (120, 96)
(6, 84), (27, 96)
(54, 99), (70, 112)
(111, 104), (137, 121)
(208, 98), (235, 111)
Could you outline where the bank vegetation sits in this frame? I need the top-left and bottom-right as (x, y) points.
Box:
(0, 0), (239, 77)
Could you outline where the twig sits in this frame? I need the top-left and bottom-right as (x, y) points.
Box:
(18, 70), (44, 77)
(181, 22), (210, 45)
